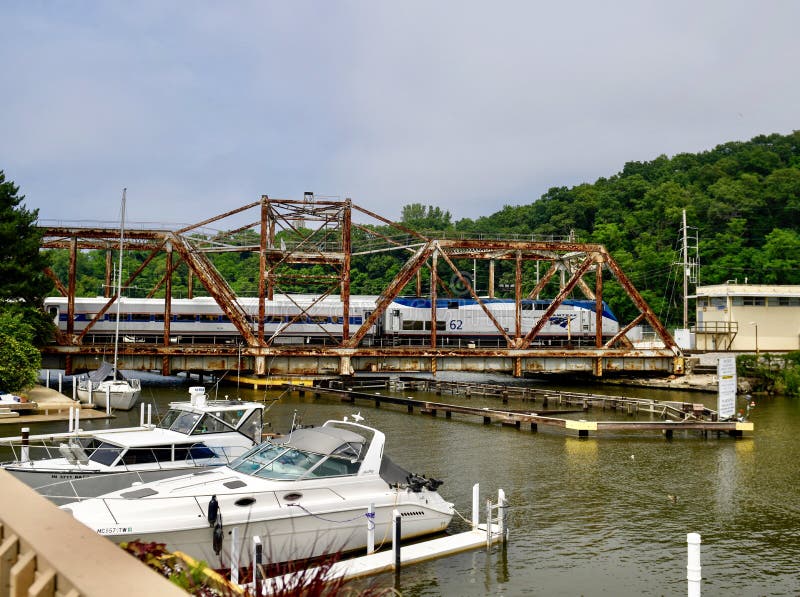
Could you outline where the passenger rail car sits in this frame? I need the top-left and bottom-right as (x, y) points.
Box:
(44, 295), (619, 345)
(383, 298), (619, 342)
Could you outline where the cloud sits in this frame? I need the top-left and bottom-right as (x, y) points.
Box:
(1, 1), (799, 226)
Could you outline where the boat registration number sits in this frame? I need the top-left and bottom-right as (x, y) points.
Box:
(97, 527), (134, 535)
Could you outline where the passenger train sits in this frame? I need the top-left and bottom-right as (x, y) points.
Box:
(44, 294), (620, 346)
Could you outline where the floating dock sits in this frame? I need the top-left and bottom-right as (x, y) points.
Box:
(289, 383), (753, 438)
(261, 525), (504, 594)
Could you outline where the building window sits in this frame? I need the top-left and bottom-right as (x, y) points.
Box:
(777, 297), (800, 306)
(742, 297), (766, 306)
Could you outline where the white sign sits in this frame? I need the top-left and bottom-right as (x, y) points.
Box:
(717, 356), (737, 419)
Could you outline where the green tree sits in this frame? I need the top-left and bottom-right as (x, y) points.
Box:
(0, 171), (53, 343)
(0, 310), (41, 392)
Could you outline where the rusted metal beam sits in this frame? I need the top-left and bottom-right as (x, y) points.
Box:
(105, 250), (113, 298)
(602, 249), (681, 354)
(43, 267), (68, 297)
(342, 199), (352, 342)
(526, 262), (558, 299)
(351, 205), (429, 241)
(163, 243), (173, 356)
(344, 241), (436, 347)
(595, 257), (603, 348)
(519, 255), (596, 349)
(74, 242), (169, 343)
(169, 233), (257, 346)
(259, 196), (268, 343)
(606, 313), (645, 348)
(438, 249), (513, 345)
(174, 201), (260, 235)
(67, 237), (76, 339)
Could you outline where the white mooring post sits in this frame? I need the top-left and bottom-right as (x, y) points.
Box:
(392, 509), (402, 570)
(45, 370), (50, 388)
(72, 380), (77, 401)
(252, 536), (263, 595)
(87, 381), (93, 406)
(230, 527), (240, 586)
(147, 403), (152, 425)
(472, 483), (480, 530)
(58, 373), (63, 394)
(106, 387), (111, 414)
(486, 498), (492, 547)
(687, 532), (702, 597)
(75, 407), (80, 432)
(68, 407), (74, 433)
(367, 503), (376, 555)
(21, 428), (30, 462)
(498, 488), (507, 543)
(140, 403), (145, 427)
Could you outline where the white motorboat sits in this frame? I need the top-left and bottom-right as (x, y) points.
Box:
(1, 387), (265, 505)
(76, 361), (142, 410)
(62, 417), (454, 566)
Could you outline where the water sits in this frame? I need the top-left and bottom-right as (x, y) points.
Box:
(14, 379), (800, 596)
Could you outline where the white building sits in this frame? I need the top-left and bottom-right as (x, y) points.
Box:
(693, 284), (800, 352)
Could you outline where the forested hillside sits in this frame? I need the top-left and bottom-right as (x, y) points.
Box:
(48, 131), (800, 329)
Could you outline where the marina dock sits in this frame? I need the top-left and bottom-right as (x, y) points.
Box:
(291, 382), (753, 438)
(0, 385), (111, 425)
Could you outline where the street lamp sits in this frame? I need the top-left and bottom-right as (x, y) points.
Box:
(749, 321), (759, 357)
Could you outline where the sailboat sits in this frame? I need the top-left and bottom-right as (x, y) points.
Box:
(76, 189), (142, 410)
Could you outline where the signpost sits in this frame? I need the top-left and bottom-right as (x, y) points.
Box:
(717, 356), (737, 420)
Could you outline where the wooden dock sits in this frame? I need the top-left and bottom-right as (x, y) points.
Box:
(289, 383), (753, 438)
(0, 385), (112, 425)
(260, 525), (504, 594)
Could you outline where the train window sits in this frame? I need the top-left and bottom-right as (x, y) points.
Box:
(402, 320), (424, 331)
(153, 315), (165, 322)
(311, 316), (329, 324)
(522, 303), (533, 311)
(130, 313), (151, 322)
(437, 321), (446, 331)
(265, 315), (282, 324)
(534, 303), (548, 311)
(200, 315), (220, 322)
(448, 301), (459, 309)
(174, 314), (197, 322)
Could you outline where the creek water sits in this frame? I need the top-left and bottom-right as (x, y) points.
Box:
(11, 376), (800, 596)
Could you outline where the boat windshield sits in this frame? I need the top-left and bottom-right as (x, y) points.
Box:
(157, 410), (201, 434)
(87, 441), (125, 466)
(230, 441), (361, 480)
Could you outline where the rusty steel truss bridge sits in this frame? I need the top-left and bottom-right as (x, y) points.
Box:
(39, 196), (684, 378)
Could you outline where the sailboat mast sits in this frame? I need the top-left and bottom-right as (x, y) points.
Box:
(112, 189), (126, 381)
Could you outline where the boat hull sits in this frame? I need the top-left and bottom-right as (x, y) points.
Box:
(72, 494), (453, 566)
(76, 385), (141, 410)
(5, 467), (207, 506)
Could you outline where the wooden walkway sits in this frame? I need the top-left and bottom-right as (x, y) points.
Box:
(289, 382), (753, 438)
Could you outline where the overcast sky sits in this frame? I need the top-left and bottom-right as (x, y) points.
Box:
(2, 1), (799, 230)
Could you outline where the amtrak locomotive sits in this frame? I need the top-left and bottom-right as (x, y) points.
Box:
(44, 294), (619, 346)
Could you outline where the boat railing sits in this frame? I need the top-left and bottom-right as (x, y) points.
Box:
(0, 440), (251, 471)
(0, 469), (187, 596)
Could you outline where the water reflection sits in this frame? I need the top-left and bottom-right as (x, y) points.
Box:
(15, 378), (800, 595)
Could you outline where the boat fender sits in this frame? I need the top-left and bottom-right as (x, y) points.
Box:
(208, 495), (219, 526)
(212, 515), (223, 556)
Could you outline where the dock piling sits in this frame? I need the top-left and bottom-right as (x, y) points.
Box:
(230, 527), (240, 585)
(21, 428), (29, 462)
(472, 483), (480, 530)
(367, 503), (376, 555)
(687, 532), (702, 597)
(252, 536), (263, 595)
(392, 509), (402, 570)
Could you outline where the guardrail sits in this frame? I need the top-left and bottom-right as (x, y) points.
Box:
(0, 470), (185, 597)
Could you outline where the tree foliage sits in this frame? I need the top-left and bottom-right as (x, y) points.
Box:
(0, 171), (53, 343)
(0, 310), (41, 392)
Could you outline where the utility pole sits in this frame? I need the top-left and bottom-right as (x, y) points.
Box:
(683, 209), (688, 329)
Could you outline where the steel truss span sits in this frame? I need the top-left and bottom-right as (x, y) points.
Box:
(38, 196), (683, 377)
